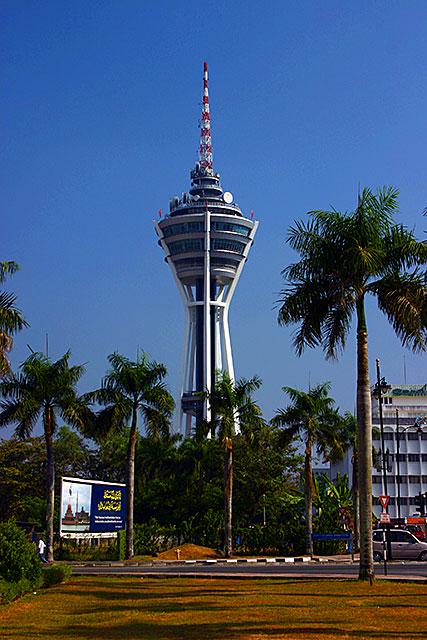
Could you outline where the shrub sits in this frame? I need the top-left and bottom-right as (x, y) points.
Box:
(0, 578), (34, 604)
(56, 537), (119, 561)
(133, 520), (176, 556)
(42, 564), (72, 587)
(0, 520), (42, 585)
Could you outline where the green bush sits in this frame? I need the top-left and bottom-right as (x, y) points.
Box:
(133, 520), (176, 556)
(42, 563), (72, 587)
(117, 529), (125, 560)
(0, 520), (42, 585)
(56, 538), (119, 561)
(0, 577), (34, 604)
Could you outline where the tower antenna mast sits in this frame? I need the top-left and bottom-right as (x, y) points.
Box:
(199, 62), (213, 173)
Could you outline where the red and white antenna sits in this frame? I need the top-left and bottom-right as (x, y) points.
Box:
(199, 61), (213, 173)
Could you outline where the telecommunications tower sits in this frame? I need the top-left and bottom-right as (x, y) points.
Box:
(155, 63), (258, 436)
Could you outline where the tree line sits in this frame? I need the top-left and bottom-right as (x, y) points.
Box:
(1, 186), (426, 580)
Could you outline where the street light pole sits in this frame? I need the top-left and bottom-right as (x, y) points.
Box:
(396, 408), (401, 523)
(375, 359), (389, 500)
(374, 358), (392, 565)
(262, 494), (266, 527)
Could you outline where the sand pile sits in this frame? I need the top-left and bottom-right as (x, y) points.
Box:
(156, 543), (221, 560)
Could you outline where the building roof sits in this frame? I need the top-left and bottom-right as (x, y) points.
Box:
(391, 384), (427, 397)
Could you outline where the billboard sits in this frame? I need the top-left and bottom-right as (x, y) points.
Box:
(60, 476), (126, 535)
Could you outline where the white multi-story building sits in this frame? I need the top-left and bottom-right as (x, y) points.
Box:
(372, 384), (427, 519)
(330, 384), (427, 519)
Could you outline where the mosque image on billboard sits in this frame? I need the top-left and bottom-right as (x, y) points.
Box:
(61, 480), (92, 533)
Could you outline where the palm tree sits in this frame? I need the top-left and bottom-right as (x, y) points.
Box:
(91, 352), (174, 559)
(205, 371), (263, 558)
(0, 261), (28, 376)
(277, 186), (427, 578)
(271, 383), (345, 555)
(0, 351), (93, 561)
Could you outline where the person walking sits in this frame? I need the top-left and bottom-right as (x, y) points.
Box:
(38, 537), (48, 563)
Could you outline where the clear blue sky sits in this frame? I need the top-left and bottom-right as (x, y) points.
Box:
(3, 1), (426, 433)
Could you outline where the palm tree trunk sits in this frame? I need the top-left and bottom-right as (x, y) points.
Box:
(126, 405), (138, 560)
(352, 450), (360, 549)
(224, 437), (233, 558)
(305, 438), (314, 555)
(44, 406), (55, 563)
(356, 298), (374, 579)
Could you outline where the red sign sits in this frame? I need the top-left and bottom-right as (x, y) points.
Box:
(407, 517), (425, 525)
(379, 495), (390, 510)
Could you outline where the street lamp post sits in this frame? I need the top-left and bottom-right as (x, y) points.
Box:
(396, 409), (402, 524)
(373, 358), (392, 565)
(374, 359), (391, 500)
(262, 493), (266, 527)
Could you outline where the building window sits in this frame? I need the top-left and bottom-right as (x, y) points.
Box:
(383, 433), (394, 440)
(422, 454), (427, 462)
(408, 432), (420, 440)
(175, 258), (204, 268)
(211, 238), (245, 253)
(408, 454), (419, 462)
(372, 476), (382, 484)
(211, 222), (250, 236)
(168, 239), (203, 255)
(372, 432), (380, 441)
(408, 476), (421, 483)
(163, 221), (204, 237)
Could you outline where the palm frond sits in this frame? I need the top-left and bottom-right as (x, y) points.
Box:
(0, 397), (41, 439)
(371, 271), (427, 352)
(0, 262), (20, 284)
(323, 292), (355, 359)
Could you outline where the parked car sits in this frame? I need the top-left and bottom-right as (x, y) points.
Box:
(404, 524), (426, 541)
(373, 529), (427, 561)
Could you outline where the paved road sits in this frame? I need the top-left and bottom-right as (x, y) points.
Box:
(72, 561), (427, 581)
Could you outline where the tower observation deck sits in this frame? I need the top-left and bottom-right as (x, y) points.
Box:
(155, 62), (258, 436)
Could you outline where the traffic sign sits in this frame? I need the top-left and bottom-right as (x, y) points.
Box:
(379, 495), (389, 510)
(380, 512), (391, 524)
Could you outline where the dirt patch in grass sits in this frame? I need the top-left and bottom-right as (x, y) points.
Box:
(156, 543), (221, 560)
(0, 577), (426, 639)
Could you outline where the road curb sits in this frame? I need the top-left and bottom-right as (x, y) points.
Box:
(71, 555), (316, 567)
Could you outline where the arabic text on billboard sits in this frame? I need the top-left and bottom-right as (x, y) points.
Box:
(61, 477), (126, 534)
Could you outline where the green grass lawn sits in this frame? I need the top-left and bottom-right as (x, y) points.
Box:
(1, 577), (426, 639)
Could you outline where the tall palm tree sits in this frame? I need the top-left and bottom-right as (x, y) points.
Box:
(91, 352), (174, 560)
(277, 186), (427, 578)
(0, 261), (28, 376)
(205, 371), (263, 558)
(0, 351), (92, 561)
(271, 383), (345, 555)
